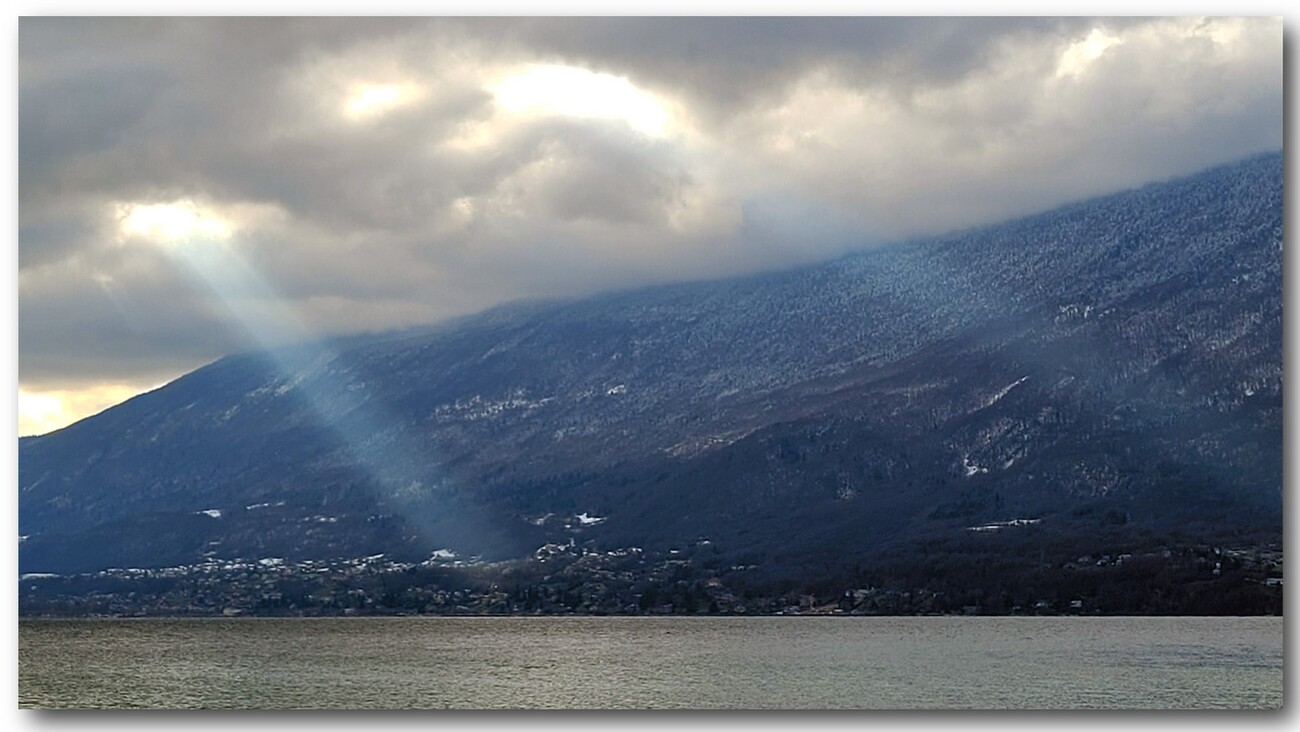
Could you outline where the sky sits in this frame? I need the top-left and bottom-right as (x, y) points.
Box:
(16, 15), (1283, 436)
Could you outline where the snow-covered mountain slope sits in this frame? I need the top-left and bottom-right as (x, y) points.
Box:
(19, 152), (1282, 574)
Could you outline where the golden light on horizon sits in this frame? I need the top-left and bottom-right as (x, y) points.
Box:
(19, 384), (160, 437)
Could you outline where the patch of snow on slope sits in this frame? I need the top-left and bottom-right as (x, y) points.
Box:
(979, 375), (1029, 410)
(962, 456), (988, 477)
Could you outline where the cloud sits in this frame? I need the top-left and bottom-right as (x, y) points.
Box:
(18, 17), (1282, 431)
(471, 18), (1099, 122)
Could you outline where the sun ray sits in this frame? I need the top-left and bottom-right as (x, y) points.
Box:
(113, 200), (468, 558)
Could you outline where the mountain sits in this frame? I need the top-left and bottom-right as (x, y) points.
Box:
(19, 153), (1282, 604)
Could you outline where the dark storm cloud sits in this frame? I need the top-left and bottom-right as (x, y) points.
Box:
(465, 17), (1096, 115)
(512, 123), (692, 225)
(18, 214), (101, 271)
(19, 66), (167, 186)
(18, 17), (1283, 420)
(19, 253), (245, 384)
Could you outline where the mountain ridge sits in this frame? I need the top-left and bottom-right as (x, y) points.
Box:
(20, 152), (1282, 589)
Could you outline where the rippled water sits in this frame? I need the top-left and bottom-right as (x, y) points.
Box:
(18, 616), (1282, 709)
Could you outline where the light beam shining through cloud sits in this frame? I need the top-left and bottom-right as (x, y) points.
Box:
(122, 211), (473, 555)
(491, 63), (674, 137)
(117, 200), (234, 244)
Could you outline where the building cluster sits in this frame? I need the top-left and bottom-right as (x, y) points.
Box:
(19, 538), (1282, 618)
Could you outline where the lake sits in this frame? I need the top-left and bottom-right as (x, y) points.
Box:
(18, 615), (1282, 709)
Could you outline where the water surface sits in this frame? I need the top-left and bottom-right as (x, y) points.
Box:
(18, 616), (1282, 709)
